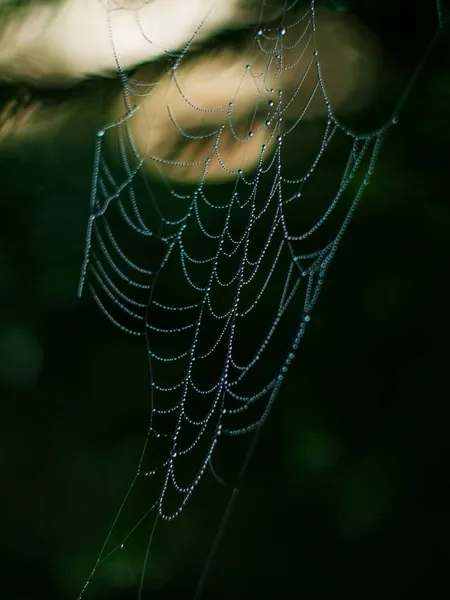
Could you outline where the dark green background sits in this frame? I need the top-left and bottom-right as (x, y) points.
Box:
(1, 1), (449, 598)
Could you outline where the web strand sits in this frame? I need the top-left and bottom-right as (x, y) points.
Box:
(76, 1), (449, 597)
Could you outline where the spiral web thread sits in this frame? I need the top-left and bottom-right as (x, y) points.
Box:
(76, 0), (448, 597)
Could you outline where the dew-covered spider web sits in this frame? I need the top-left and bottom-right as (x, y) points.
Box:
(76, 0), (448, 597)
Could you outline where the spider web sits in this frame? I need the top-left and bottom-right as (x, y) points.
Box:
(76, 0), (448, 597)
